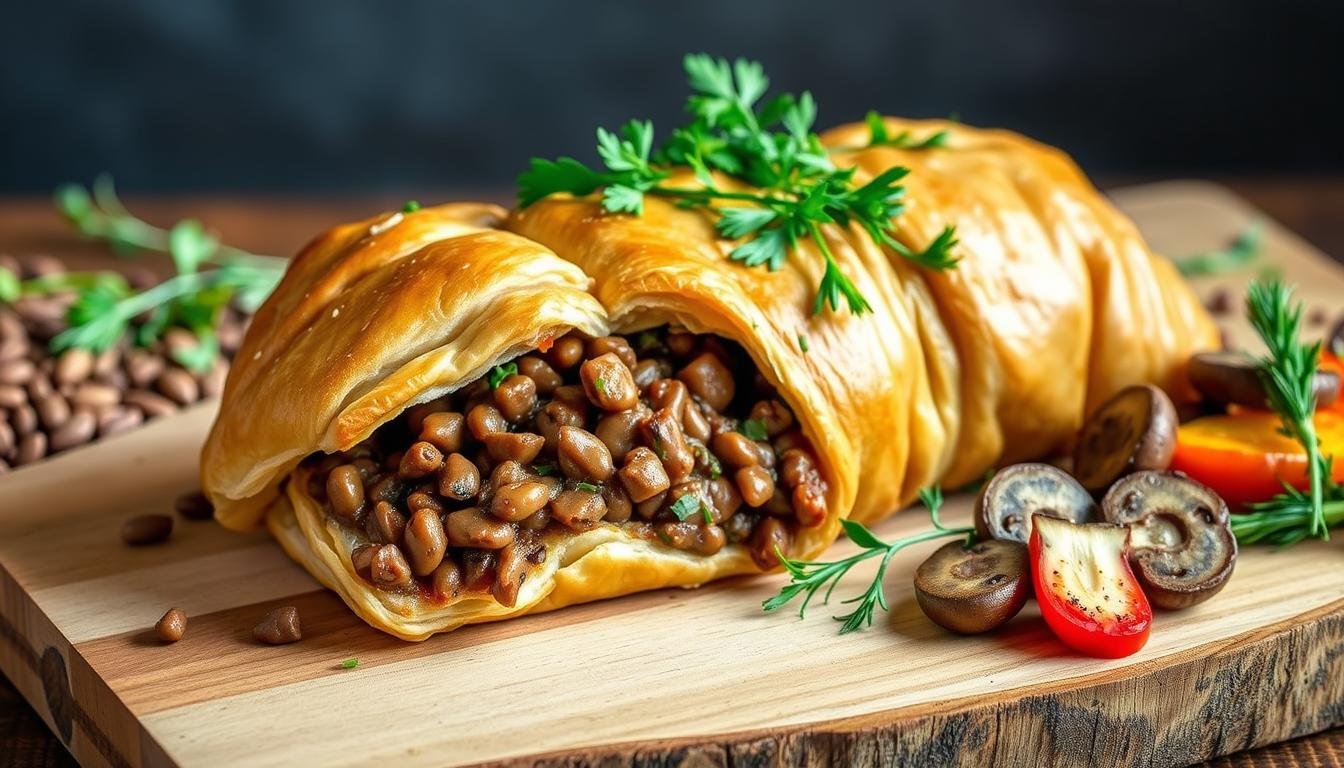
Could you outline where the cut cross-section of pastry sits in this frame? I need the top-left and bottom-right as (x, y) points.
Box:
(201, 119), (1218, 641)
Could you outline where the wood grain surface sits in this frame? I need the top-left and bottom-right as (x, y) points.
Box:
(0, 181), (1342, 768)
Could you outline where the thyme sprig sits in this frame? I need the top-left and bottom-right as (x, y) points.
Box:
(517, 54), (959, 316)
(1230, 279), (1338, 543)
(0, 177), (288, 370)
(763, 487), (972, 634)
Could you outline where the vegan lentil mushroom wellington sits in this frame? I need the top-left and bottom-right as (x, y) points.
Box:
(202, 118), (1218, 641)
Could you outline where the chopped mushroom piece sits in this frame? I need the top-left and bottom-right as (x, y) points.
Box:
(914, 539), (1029, 634)
(974, 463), (1096, 543)
(1188, 350), (1340, 409)
(1101, 470), (1237, 610)
(1073, 384), (1178, 492)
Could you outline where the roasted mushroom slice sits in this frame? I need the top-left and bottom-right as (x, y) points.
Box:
(974, 463), (1097, 543)
(1073, 384), (1178, 493)
(914, 539), (1029, 634)
(1188, 350), (1340, 409)
(1100, 470), (1236, 610)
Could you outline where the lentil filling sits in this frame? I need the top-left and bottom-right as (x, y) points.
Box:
(301, 328), (828, 608)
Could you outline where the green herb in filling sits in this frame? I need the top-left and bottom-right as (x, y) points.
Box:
(487, 361), (518, 389)
(738, 419), (768, 441)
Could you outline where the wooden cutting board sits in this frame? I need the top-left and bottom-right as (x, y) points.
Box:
(1, 182), (1341, 768)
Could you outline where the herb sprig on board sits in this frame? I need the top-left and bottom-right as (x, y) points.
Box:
(1172, 222), (1263, 277)
(763, 487), (973, 634)
(1230, 279), (1340, 544)
(517, 54), (959, 316)
(0, 177), (288, 371)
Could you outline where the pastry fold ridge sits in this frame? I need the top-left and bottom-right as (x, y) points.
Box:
(201, 119), (1218, 640)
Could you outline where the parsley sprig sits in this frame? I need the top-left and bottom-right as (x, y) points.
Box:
(1230, 279), (1339, 543)
(763, 487), (972, 634)
(0, 177), (287, 371)
(1172, 222), (1263, 277)
(517, 54), (959, 315)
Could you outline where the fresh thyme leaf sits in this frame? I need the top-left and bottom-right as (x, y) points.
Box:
(738, 419), (768, 441)
(1173, 222), (1263, 277)
(532, 463), (558, 477)
(797, 333), (809, 353)
(763, 486), (973, 634)
(516, 54), (959, 316)
(402, 200), (421, 213)
(594, 376), (608, 395)
(668, 493), (701, 521)
(573, 481), (601, 493)
(1234, 279), (1335, 542)
(487, 362), (518, 390)
(340, 658), (359, 669)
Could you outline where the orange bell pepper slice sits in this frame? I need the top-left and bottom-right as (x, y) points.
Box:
(1171, 410), (1344, 508)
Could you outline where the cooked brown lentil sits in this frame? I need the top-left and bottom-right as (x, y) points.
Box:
(155, 608), (188, 643)
(302, 329), (829, 604)
(0, 255), (251, 471)
(252, 606), (302, 645)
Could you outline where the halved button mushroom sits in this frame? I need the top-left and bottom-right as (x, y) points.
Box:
(1100, 470), (1236, 610)
(1073, 384), (1178, 492)
(914, 539), (1029, 634)
(974, 463), (1097, 543)
(1188, 350), (1340, 409)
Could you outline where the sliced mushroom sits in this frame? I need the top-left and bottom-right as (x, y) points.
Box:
(974, 463), (1097, 543)
(1100, 470), (1236, 610)
(1188, 350), (1339, 409)
(1073, 384), (1178, 492)
(914, 539), (1029, 634)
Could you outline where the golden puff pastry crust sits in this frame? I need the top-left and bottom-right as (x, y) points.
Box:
(202, 203), (609, 531)
(201, 119), (1218, 640)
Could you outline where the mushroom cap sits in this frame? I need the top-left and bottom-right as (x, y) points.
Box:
(914, 539), (1029, 635)
(1073, 384), (1178, 492)
(1189, 350), (1339, 409)
(1101, 470), (1237, 610)
(974, 462), (1097, 543)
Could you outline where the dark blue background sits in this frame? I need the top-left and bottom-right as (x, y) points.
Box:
(3, 0), (1340, 193)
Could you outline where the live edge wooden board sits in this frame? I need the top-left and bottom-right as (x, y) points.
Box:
(1, 182), (1342, 768)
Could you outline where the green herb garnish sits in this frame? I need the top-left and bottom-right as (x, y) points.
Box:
(532, 463), (558, 477)
(856, 110), (950, 150)
(402, 200), (421, 213)
(668, 493), (702, 521)
(1173, 222), (1263, 277)
(797, 333), (809, 354)
(339, 658), (359, 670)
(572, 481), (601, 493)
(694, 443), (722, 479)
(763, 487), (972, 634)
(593, 376), (608, 395)
(1231, 279), (1339, 544)
(738, 418), (768, 441)
(517, 54), (959, 316)
(22, 176), (287, 370)
(487, 362), (518, 390)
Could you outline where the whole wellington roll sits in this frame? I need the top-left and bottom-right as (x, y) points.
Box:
(201, 120), (1217, 640)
